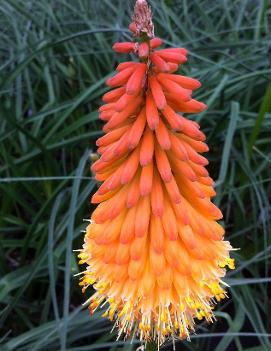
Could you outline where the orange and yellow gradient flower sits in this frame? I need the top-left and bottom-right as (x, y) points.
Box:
(78, 0), (234, 346)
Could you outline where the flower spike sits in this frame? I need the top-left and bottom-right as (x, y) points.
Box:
(79, 0), (234, 347)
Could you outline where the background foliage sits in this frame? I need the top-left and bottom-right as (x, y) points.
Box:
(0, 0), (270, 350)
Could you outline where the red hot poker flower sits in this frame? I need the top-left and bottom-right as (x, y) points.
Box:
(78, 0), (234, 346)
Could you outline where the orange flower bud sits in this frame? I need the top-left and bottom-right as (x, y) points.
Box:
(149, 75), (166, 110)
(126, 63), (147, 95)
(146, 92), (159, 129)
(156, 49), (187, 64)
(138, 42), (149, 58)
(150, 52), (169, 72)
(150, 37), (163, 48)
(112, 42), (135, 53)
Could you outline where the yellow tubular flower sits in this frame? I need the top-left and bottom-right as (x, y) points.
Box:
(78, 0), (235, 346)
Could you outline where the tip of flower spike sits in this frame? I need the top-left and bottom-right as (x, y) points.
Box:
(133, 0), (154, 38)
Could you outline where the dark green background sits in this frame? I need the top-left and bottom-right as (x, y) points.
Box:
(0, 0), (270, 350)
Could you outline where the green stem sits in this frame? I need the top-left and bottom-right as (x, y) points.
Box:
(145, 342), (158, 351)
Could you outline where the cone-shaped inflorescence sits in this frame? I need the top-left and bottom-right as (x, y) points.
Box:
(78, 0), (234, 345)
